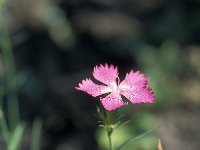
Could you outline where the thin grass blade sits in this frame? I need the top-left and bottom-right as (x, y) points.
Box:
(30, 118), (43, 150)
(8, 123), (25, 150)
(116, 128), (157, 150)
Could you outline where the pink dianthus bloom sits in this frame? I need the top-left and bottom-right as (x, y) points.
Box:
(76, 64), (155, 111)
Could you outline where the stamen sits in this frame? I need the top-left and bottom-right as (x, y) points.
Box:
(117, 76), (120, 85)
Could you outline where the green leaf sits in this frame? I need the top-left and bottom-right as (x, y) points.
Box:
(0, 108), (10, 144)
(8, 123), (25, 150)
(30, 118), (43, 150)
(117, 120), (132, 130)
(116, 128), (157, 150)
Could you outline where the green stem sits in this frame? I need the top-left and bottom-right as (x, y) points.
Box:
(105, 110), (114, 150)
(107, 131), (113, 150)
(98, 108), (116, 150)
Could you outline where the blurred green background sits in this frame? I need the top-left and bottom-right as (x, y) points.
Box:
(1, 0), (200, 150)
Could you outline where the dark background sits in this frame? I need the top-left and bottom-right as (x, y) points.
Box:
(1, 0), (200, 149)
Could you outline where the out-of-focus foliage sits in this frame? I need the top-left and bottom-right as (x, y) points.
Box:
(1, 0), (200, 149)
(96, 113), (157, 150)
(136, 41), (182, 106)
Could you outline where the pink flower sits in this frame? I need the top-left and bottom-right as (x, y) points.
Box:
(76, 64), (155, 111)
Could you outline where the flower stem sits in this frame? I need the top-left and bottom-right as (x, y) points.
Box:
(107, 131), (113, 150)
(97, 108), (116, 150)
(105, 110), (114, 150)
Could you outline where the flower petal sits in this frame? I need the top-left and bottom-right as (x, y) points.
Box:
(119, 70), (149, 90)
(119, 70), (155, 103)
(121, 88), (155, 104)
(75, 78), (111, 97)
(100, 93), (124, 111)
(93, 64), (118, 85)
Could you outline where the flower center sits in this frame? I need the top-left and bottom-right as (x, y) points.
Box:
(109, 79), (120, 94)
(112, 85), (120, 94)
